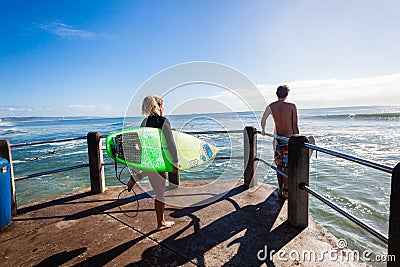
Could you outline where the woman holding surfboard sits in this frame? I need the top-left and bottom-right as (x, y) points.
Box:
(128, 95), (179, 230)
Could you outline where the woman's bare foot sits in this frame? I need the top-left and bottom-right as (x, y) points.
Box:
(157, 220), (175, 231)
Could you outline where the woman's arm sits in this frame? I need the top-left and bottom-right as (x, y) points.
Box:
(162, 118), (179, 165)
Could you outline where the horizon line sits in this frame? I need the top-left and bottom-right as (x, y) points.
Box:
(1, 104), (399, 119)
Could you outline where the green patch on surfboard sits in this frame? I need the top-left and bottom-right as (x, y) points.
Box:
(106, 127), (218, 172)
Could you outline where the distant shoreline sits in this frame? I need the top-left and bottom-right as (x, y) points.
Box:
(1, 104), (399, 121)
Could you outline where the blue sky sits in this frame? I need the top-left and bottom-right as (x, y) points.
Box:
(1, 0), (399, 117)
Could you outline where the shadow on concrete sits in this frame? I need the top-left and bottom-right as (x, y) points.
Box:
(138, 186), (304, 266)
(63, 192), (151, 221)
(170, 184), (247, 218)
(14, 191), (151, 221)
(21, 185), (305, 266)
(33, 248), (87, 267)
(70, 232), (156, 267)
(18, 192), (93, 214)
(80, 185), (304, 266)
(142, 186), (301, 266)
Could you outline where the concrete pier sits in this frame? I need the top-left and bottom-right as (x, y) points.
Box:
(0, 179), (364, 266)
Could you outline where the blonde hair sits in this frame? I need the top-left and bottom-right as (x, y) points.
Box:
(141, 96), (163, 116)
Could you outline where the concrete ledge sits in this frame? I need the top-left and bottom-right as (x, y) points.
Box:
(0, 179), (364, 266)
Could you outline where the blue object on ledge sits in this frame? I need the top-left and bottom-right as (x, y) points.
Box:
(0, 158), (11, 230)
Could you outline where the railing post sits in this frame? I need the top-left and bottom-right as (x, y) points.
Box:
(87, 132), (105, 193)
(0, 140), (17, 216)
(388, 162), (400, 266)
(243, 126), (257, 188)
(288, 136), (309, 227)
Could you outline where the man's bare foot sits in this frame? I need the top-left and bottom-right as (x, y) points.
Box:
(282, 188), (289, 199)
(278, 188), (288, 199)
(157, 221), (175, 231)
(278, 188), (283, 197)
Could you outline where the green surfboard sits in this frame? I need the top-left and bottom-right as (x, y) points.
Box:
(106, 127), (218, 172)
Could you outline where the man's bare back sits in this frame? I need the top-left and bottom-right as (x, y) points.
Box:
(269, 100), (299, 137)
(260, 100), (299, 138)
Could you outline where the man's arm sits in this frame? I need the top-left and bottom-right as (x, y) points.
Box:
(292, 104), (299, 135)
(261, 105), (271, 135)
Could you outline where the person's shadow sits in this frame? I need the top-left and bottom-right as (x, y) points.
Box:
(132, 186), (305, 266)
(66, 185), (305, 266)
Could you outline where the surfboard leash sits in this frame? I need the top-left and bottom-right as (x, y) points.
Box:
(117, 187), (139, 218)
(112, 153), (140, 218)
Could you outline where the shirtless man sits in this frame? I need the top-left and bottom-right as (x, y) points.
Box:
(261, 85), (299, 199)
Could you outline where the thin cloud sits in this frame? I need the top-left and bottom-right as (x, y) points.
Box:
(211, 73), (400, 110)
(284, 73), (400, 108)
(0, 105), (118, 117)
(36, 20), (112, 40)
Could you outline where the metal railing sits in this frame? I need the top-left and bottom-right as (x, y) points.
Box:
(9, 130), (244, 181)
(303, 142), (393, 174)
(255, 157), (287, 177)
(9, 136), (90, 181)
(251, 127), (399, 265)
(14, 164), (90, 181)
(258, 131), (392, 243)
(260, 131), (393, 173)
(10, 136), (87, 148)
(300, 183), (388, 243)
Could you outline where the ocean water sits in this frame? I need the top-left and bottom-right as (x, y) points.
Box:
(1, 105), (399, 265)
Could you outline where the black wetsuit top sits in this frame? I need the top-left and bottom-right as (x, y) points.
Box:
(141, 115), (178, 164)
